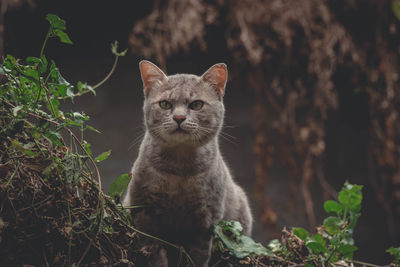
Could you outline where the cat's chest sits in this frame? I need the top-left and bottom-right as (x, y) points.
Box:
(149, 173), (206, 207)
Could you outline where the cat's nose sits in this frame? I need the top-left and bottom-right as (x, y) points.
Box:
(173, 115), (186, 125)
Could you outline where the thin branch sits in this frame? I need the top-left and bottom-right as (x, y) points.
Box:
(349, 259), (383, 267)
(57, 54), (120, 100)
(76, 240), (93, 267)
(91, 54), (119, 90)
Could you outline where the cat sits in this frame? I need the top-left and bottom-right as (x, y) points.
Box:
(123, 60), (253, 267)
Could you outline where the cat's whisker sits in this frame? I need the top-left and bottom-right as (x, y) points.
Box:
(198, 126), (237, 145)
(219, 131), (237, 140)
(129, 131), (146, 150)
(218, 133), (237, 146)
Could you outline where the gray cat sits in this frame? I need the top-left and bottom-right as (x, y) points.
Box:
(123, 60), (253, 266)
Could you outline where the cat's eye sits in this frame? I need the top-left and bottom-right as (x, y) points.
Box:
(159, 100), (172, 109)
(189, 100), (204, 111)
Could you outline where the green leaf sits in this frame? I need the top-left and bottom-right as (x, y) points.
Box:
(9, 138), (37, 156)
(31, 128), (41, 139)
(83, 141), (92, 156)
(66, 86), (75, 99)
(305, 264), (315, 267)
(293, 227), (309, 241)
(94, 150), (111, 162)
(26, 56), (41, 65)
(387, 246), (400, 264)
(46, 14), (67, 30)
(22, 68), (39, 81)
(86, 125), (101, 133)
(214, 220), (273, 258)
(338, 244), (357, 259)
(77, 81), (95, 96)
(111, 41), (127, 57)
(54, 29), (73, 44)
(50, 61), (70, 84)
(324, 200), (342, 215)
(338, 182), (363, 212)
(109, 173), (131, 199)
(305, 240), (328, 254)
(71, 112), (89, 123)
(313, 233), (326, 247)
(323, 216), (342, 235)
(45, 130), (63, 147)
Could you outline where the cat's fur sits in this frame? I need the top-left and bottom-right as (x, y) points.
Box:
(123, 60), (252, 266)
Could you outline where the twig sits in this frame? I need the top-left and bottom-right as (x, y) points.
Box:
(16, 195), (52, 213)
(91, 54), (119, 90)
(76, 240), (93, 267)
(5, 160), (20, 185)
(349, 259), (382, 267)
(122, 205), (150, 209)
(57, 53), (120, 100)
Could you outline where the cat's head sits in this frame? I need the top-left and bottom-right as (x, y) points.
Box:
(139, 60), (227, 147)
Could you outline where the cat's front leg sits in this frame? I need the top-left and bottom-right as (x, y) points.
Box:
(132, 210), (169, 266)
(185, 233), (212, 267)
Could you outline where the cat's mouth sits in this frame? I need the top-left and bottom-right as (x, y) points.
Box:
(172, 127), (189, 134)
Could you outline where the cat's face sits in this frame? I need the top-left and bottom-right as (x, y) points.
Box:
(139, 61), (227, 147)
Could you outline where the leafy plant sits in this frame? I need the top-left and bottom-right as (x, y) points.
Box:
(212, 182), (363, 266)
(292, 182), (362, 265)
(213, 220), (273, 259)
(109, 173), (131, 199)
(0, 14), (200, 267)
(0, 13), (136, 265)
(387, 246), (400, 265)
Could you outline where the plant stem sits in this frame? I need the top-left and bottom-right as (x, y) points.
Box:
(122, 205), (150, 209)
(350, 259), (382, 267)
(67, 202), (72, 266)
(40, 28), (52, 58)
(43, 85), (57, 117)
(5, 160), (20, 185)
(91, 54), (119, 90)
(57, 53), (120, 100)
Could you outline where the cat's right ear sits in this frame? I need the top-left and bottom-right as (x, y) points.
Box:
(139, 60), (167, 96)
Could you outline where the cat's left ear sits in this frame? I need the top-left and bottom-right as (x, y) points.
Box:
(139, 60), (167, 96)
(201, 63), (228, 97)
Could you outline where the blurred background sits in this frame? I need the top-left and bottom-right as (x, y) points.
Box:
(2, 0), (400, 264)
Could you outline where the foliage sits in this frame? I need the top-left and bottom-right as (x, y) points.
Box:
(109, 173), (131, 199)
(292, 182), (362, 265)
(0, 14), (148, 266)
(387, 246), (400, 265)
(213, 220), (273, 259)
(212, 182), (364, 266)
(0, 14), (199, 267)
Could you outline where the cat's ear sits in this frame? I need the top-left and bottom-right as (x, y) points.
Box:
(139, 60), (167, 96)
(201, 63), (228, 97)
